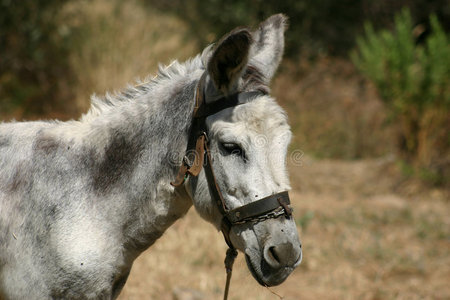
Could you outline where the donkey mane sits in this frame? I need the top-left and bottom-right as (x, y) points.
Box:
(81, 56), (204, 123)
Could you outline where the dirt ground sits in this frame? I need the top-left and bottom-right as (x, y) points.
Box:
(118, 156), (449, 300)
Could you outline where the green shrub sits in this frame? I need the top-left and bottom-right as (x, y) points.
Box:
(351, 9), (450, 185)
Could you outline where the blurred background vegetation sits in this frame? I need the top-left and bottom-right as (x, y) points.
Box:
(0, 0), (449, 185)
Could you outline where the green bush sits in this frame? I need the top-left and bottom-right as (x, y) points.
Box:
(351, 9), (450, 185)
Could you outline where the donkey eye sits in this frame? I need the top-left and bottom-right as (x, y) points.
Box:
(220, 142), (245, 158)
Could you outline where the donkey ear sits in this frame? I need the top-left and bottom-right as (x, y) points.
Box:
(250, 14), (288, 83)
(207, 28), (252, 95)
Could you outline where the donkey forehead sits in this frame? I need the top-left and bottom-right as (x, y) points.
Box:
(207, 96), (291, 140)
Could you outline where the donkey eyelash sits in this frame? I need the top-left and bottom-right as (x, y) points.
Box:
(220, 142), (246, 160)
(221, 142), (242, 153)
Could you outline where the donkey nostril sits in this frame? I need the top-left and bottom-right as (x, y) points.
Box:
(265, 243), (302, 268)
(268, 246), (281, 264)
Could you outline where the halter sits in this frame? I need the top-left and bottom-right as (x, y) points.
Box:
(171, 73), (293, 300)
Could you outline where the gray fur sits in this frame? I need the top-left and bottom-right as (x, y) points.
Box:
(0, 14), (300, 299)
(250, 14), (288, 83)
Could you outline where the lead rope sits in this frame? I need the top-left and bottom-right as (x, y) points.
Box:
(223, 248), (238, 300)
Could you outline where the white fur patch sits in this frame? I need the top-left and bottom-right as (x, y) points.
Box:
(53, 215), (114, 272)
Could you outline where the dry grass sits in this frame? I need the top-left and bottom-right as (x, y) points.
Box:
(63, 0), (197, 114)
(118, 158), (449, 300)
(274, 58), (394, 159)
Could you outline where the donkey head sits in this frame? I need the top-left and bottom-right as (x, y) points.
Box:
(187, 14), (301, 286)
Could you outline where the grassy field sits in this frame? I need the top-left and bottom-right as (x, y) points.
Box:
(118, 157), (449, 299)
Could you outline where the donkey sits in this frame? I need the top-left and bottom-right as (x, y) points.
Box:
(0, 14), (301, 299)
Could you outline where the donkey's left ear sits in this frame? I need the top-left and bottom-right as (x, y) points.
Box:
(207, 28), (252, 95)
(250, 14), (288, 83)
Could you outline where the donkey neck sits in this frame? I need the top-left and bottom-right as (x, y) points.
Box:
(82, 70), (201, 254)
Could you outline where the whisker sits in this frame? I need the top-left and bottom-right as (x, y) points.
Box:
(264, 285), (284, 299)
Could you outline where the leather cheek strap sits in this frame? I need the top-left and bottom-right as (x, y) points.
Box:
(203, 141), (235, 249)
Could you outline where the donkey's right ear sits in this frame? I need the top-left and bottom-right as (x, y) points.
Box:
(207, 28), (252, 95)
